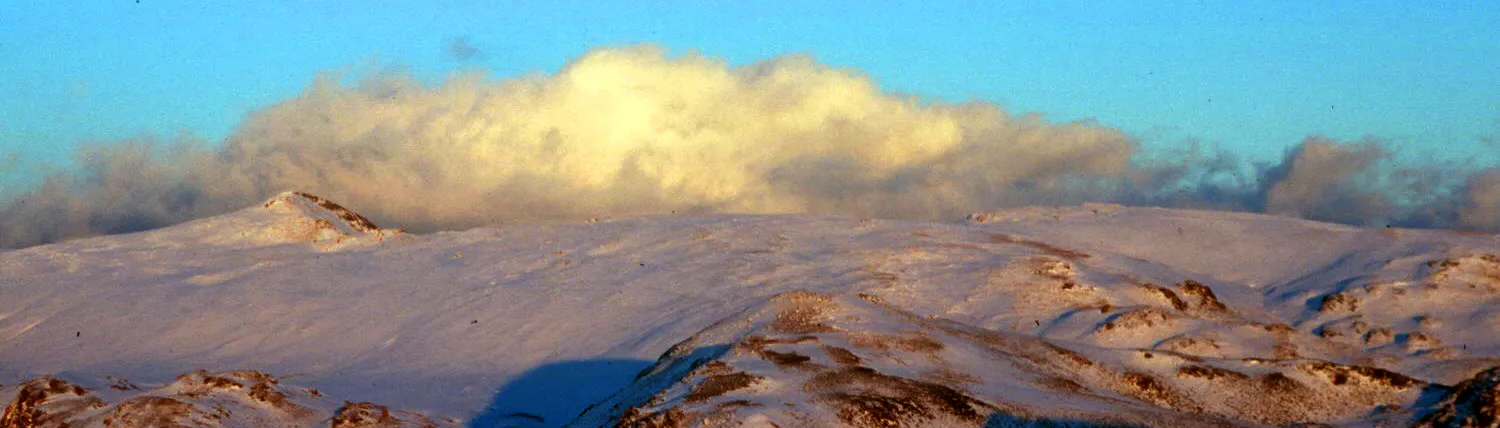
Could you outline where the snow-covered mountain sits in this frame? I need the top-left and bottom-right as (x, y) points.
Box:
(2, 193), (1497, 426)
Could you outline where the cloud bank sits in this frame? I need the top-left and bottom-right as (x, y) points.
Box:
(2, 45), (1497, 249)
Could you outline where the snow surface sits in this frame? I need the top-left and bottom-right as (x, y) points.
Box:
(2, 193), (1499, 426)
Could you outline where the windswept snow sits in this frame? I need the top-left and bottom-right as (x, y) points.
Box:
(2, 193), (1499, 426)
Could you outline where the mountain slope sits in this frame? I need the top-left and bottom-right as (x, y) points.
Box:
(572, 291), (1445, 427)
(1, 193), (1498, 426)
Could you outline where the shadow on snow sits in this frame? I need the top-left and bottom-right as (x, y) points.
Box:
(469, 358), (653, 428)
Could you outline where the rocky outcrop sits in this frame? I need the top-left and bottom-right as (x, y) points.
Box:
(255, 191), (400, 245)
(330, 401), (441, 428)
(0, 377), (103, 428)
(1417, 366), (1500, 427)
(1427, 254), (1500, 292)
(263, 191), (382, 234)
(571, 291), (1262, 427)
(0, 370), (451, 428)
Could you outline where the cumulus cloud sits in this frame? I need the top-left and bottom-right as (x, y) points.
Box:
(1, 45), (1497, 249)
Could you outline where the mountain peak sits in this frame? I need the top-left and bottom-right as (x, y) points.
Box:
(237, 191), (396, 247)
(262, 191), (381, 234)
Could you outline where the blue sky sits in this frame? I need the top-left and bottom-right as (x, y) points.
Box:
(2, 1), (1497, 184)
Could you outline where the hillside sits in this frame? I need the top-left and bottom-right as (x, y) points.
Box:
(2, 194), (1498, 426)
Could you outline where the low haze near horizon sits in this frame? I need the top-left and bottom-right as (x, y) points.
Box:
(1, 1), (1498, 248)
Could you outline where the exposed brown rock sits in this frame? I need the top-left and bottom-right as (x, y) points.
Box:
(249, 382), (288, 406)
(101, 396), (195, 428)
(1416, 366), (1500, 428)
(1350, 320), (1370, 334)
(766, 292), (836, 334)
(1317, 327), (1345, 339)
(737, 335), (826, 371)
(759, 349), (818, 371)
(1028, 259), (1079, 281)
(1299, 361), (1422, 389)
(822, 345), (863, 366)
(1405, 332), (1444, 352)
(1155, 336), (1222, 357)
(741, 335), (820, 347)
(1261, 323), (1296, 335)
(327, 402), (399, 423)
(284, 192), (381, 232)
(1120, 371), (1194, 410)
(1142, 283), (1188, 311)
(105, 376), (139, 392)
(712, 400), (760, 411)
(1364, 328), (1396, 347)
(1319, 291), (1360, 313)
(684, 373), (761, 404)
(849, 332), (945, 355)
(1176, 365), (1249, 381)
(1178, 280), (1229, 312)
(807, 367), (990, 427)
(0, 370), (433, 428)
(693, 361), (733, 378)
(1427, 254), (1500, 276)
(248, 378), (316, 419)
(1099, 307), (1174, 331)
(1, 377), (103, 428)
(173, 370), (246, 398)
(1259, 372), (1305, 394)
